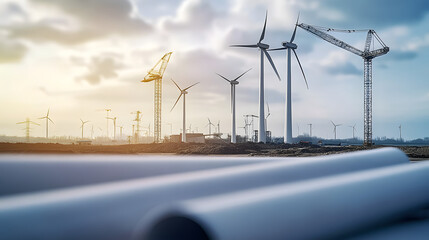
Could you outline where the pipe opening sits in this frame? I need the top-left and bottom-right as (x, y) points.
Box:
(146, 216), (211, 240)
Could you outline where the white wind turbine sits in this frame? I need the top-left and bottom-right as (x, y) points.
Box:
(331, 120), (342, 140)
(230, 11), (281, 143)
(80, 119), (89, 139)
(206, 118), (215, 136)
(269, 14), (308, 144)
(171, 79), (199, 143)
(39, 108), (54, 139)
(216, 68), (251, 143)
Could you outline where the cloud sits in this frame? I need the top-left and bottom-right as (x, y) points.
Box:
(159, 0), (218, 31)
(0, 37), (27, 63)
(319, 51), (361, 76)
(385, 50), (418, 61)
(77, 56), (123, 85)
(3, 0), (151, 46)
(321, 0), (429, 28)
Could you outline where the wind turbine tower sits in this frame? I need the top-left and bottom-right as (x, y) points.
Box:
(270, 14), (308, 144)
(141, 52), (173, 143)
(231, 11), (281, 143)
(349, 124), (357, 139)
(103, 109), (111, 138)
(16, 118), (39, 142)
(80, 119), (89, 139)
(308, 123), (313, 137)
(399, 125), (402, 141)
(38, 108), (54, 139)
(331, 120), (342, 140)
(216, 68), (251, 143)
(206, 118), (215, 136)
(171, 79), (199, 143)
(107, 117), (117, 140)
(298, 23), (389, 146)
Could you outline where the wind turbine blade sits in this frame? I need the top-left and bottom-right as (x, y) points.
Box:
(293, 49), (308, 89)
(183, 82), (200, 91)
(262, 49), (281, 81)
(330, 120), (335, 126)
(216, 73), (231, 83)
(267, 102), (270, 114)
(47, 108), (50, 117)
(30, 121), (40, 125)
(171, 93), (183, 112)
(171, 79), (182, 91)
(80, 119), (83, 123)
(267, 47), (287, 51)
(234, 68), (252, 81)
(259, 11), (268, 43)
(230, 44), (258, 48)
(38, 117), (45, 119)
(48, 118), (54, 124)
(290, 13), (300, 43)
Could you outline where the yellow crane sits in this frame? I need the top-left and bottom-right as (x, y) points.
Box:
(141, 52), (172, 143)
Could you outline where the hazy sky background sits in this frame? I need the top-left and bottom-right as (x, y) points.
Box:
(1, 0), (429, 140)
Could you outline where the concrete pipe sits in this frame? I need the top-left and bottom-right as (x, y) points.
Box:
(0, 148), (409, 239)
(142, 162), (429, 240)
(0, 154), (273, 196)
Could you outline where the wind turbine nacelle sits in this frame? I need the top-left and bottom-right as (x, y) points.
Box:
(257, 43), (269, 49)
(231, 81), (239, 85)
(282, 42), (297, 49)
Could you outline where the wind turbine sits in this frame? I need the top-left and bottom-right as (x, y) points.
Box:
(331, 120), (342, 140)
(399, 125), (402, 141)
(230, 11), (281, 143)
(308, 123), (313, 137)
(348, 124), (357, 139)
(206, 118), (215, 136)
(80, 119), (89, 139)
(171, 79), (199, 143)
(269, 14), (308, 144)
(38, 108), (54, 139)
(107, 117), (117, 140)
(216, 68), (251, 143)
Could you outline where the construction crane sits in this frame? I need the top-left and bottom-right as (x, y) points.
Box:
(131, 111), (142, 144)
(298, 23), (389, 146)
(141, 52), (173, 143)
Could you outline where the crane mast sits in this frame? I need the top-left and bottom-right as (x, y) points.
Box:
(141, 52), (172, 143)
(298, 23), (389, 146)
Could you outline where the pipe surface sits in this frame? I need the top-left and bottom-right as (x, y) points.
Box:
(143, 161), (429, 240)
(0, 154), (273, 196)
(0, 148), (408, 240)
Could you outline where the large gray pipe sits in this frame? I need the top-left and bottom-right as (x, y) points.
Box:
(142, 162), (429, 240)
(0, 154), (272, 196)
(0, 148), (409, 239)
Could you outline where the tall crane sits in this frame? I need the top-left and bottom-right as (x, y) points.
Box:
(298, 23), (389, 146)
(141, 52), (173, 143)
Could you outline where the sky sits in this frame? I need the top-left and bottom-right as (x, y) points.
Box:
(1, 0), (429, 140)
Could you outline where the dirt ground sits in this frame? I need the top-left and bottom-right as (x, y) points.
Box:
(1, 142), (428, 160)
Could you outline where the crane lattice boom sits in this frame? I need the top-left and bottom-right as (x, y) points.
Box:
(298, 23), (389, 146)
(141, 52), (172, 143)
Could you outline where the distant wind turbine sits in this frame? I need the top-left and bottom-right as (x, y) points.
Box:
(171, 79), (199, 143)
(80, 119), (90, 139)
(348, 124), (357, 139)
(264, 102), (271, 133)
(38, 108), (54, 139)
(107, 117), (117, 140)
(269, 14), (308, 144)
(230, 11), (281, 143)
(216, 68), (251, 143)
(206, 118), (215, 135)
(331, 120), (342, 140)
